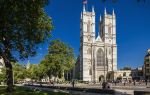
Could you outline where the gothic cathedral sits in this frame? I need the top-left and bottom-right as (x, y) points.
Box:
(79, 6), (117, 82)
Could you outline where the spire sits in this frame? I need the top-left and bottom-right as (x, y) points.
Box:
(112, 9), (115, 16)
(104, 8), (107, 15)
(81, 12), (83, 19)
(99, 15), (101, 21)
(83, 5), (86, 12)
(92, 6), (94, 12)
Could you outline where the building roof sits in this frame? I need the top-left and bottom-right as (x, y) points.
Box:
(96, 35), (102, 42)
(145, 49), (150, 58)
(145, 53), (150, 58)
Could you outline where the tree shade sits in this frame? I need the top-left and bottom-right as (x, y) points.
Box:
(0, 0), (53, 92)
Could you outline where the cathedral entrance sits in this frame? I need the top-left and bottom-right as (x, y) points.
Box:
(99, 75), (104, 82)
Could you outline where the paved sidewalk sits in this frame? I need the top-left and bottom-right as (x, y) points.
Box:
(16, 83), (150, 95)
(43, 83), (149, 90)
(24, 86), (111, 95)
(115, 89), (133, 95)
(22, 85), (132, 95)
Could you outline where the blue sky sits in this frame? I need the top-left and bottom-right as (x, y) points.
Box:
(20, 0), (150, 69)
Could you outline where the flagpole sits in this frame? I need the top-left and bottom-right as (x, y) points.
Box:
(86, 0), (88, 11)
(83, 0), (88, 11)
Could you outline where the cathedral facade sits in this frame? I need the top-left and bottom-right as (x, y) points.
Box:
(79, 6), (117, 82)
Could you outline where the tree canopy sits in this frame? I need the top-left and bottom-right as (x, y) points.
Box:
(26, 64), (45, 81)
(40, 39), (75, 79)
(12, 62), (26, 82)
(121, 67), (131, 70)
(0, 0), (53, 91)
(0, 0), (53, 61)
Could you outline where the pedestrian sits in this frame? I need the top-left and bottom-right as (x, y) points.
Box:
(123, 81), (125, 86)
(134, 81), (136, 86)
(57, 79), (59, 84)
(145, 80), (148, 86)
(40, 82), (42, 87)
(139, 80), (141, 85)
(52, 80), (55, 86)
(115, 81), (116, 86)
(72, 80), (75, 87)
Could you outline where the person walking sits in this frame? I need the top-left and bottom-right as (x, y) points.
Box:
(115, 81), (117, 86)
(123, 81), (125, 86)
(72, 80), (75, 87)
(133, 81), (136, 86)
(145, 80), (148, 86)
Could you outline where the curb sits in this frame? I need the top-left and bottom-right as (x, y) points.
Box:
(25, 85), (115, 94)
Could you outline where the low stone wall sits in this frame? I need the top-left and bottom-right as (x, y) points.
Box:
(49, 86), (115, 94)
(27, 85), (115, 94)
(134, 91), (150, 95)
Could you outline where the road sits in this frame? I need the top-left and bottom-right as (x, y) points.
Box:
(41, 83), (150, 95)
(23, 85), (131, 95)
(17, 82), (150, 95)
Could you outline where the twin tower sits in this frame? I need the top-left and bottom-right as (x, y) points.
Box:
(79, 5), (117, 82)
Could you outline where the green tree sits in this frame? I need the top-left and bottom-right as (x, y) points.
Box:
(40, 39), (75, 80)
(24, 63), (45, 82)
(122, 67), (131, 70)
(12, 62), (26, 82)
(0, 63), (27, 84)
(0, 0), (53, 91)
(27, 64), (38, 80)
(0, 68), (6, 83)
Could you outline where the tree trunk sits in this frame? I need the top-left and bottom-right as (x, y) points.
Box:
(4, 58), (14, 92)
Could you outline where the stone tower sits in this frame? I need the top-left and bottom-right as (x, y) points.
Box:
(79, 6), (117, 82)
(100, 9), (117, 71)
(80, 5), (95, 81)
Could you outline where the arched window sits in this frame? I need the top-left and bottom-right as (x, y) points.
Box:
(123, 72), (126, 76)
(87, 20), (91, 32)
(97, 48), (104, 66)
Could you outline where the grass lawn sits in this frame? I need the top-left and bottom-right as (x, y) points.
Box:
(0, 86), (71, 95)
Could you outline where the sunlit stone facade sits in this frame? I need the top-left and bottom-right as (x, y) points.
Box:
(79, 6), (117, 82)
(144, 49), (150, 80)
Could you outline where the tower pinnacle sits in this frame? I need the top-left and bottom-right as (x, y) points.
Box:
(99, 15), (101, 22)
(81, 12), (83, 19)
(83, 5), (86, 12)
(92, 6), (94, 12)
(104, 8), (107, 15)
(112, 9), (115, 16)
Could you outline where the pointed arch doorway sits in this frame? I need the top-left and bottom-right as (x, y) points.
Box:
(99, 75), (104, 82)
